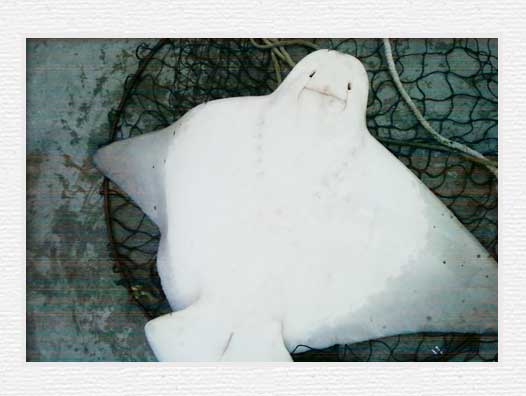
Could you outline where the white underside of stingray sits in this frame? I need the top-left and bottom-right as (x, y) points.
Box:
(94, 49), (497, 362)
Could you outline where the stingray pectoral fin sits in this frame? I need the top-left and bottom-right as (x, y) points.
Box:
(220, 321), (292, 362)
(93, 128), (173, 228)
(145, 303), (231, 362)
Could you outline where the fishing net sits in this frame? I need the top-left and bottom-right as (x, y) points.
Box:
(101, 38), (498, 361)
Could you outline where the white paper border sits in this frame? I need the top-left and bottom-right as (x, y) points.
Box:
(3, 0), (524, 394)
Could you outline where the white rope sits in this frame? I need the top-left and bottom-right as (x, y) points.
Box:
(382, 38), (498, 178)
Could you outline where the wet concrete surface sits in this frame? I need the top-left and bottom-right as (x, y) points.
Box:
(27, 39), (157, 361)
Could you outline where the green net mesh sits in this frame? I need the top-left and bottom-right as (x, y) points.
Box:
(102, 38), (497, 361)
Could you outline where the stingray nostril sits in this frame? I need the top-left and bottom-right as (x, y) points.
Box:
(309, 71), (316, 78)
(347, 82), (352, 91)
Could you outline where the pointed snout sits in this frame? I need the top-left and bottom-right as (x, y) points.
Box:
(275, 49), (369, 123)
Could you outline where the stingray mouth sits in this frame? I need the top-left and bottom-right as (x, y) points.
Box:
(303, 87), (347, 103)
(299, 85), (348, 112)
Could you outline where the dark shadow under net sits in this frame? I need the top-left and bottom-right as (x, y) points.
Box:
(102, 38), (497, 362)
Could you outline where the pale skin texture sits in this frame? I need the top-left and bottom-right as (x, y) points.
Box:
(94, 50), (497, 362)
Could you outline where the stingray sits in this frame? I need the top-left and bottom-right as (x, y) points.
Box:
(94, 49), (497, 362)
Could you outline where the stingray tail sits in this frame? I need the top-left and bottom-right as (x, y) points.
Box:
(145, 303), (292, 362)
(219, 320), (292, 362)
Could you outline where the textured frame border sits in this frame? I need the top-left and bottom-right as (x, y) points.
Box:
(4, 0), (525, 394)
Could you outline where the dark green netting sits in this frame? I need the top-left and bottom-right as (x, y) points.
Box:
(102, 38), (497, 362)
